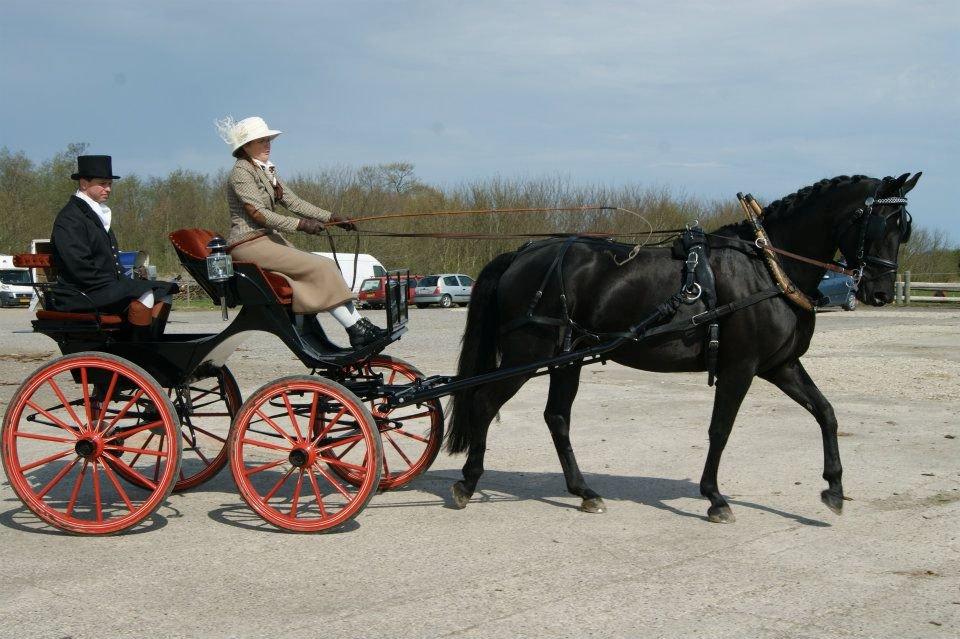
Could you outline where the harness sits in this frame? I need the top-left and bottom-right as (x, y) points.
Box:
(500, 228), (770, 386)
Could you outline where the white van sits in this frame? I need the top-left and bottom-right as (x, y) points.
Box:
(0, 255), (35, 307)
(313, 252), (387, 292)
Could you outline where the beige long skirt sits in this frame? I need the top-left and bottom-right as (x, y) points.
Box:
(229, 235), (355, 313)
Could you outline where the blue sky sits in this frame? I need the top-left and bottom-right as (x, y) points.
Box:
(2, 1), (957, 241)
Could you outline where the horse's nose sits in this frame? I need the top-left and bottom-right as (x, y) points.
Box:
(873, 292), (889, 305)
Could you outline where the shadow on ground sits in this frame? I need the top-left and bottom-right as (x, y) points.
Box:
(1, 464), (830, 536)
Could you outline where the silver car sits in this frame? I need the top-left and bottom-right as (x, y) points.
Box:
(414, 273), (474, 308)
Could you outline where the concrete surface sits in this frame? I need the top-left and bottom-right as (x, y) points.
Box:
(0, 306), (957, 638)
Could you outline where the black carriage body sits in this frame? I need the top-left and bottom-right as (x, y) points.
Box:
(32, 252), (409, 389)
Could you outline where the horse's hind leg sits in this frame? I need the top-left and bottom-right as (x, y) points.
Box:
(761, 359), (844, 514)
(544, 366), (605, 513)
(700, 368), (754, 523)
(451, 376), (528, 509)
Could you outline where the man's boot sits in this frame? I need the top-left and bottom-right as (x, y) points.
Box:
(127, 300), (153, 341)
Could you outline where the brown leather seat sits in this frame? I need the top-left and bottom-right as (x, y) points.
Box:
(35, 310), (124, 325)
(169, 228), (219, 261)
(14, 253), (125, 326)
(12, 253), (51, 269)
(260, 271), (294, 305)
(168, 228), (293, 305)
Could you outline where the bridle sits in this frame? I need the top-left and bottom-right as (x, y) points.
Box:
(834, 193), (912, 284)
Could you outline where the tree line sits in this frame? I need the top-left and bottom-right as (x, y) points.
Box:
(1, 145), (956, 280)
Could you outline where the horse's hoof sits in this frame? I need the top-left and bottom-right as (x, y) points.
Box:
(821, 489), (844, 515)
(707, 505), (736, 523)
(451, 482), (472, 509)
(580, 497), (606, 514)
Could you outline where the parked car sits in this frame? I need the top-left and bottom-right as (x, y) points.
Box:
(817, 271), (857, 311)
(357, 275), (421, 309)
(413, 274), (474, 308)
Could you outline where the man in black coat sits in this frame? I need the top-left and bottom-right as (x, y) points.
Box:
(49, 155), (178, 336)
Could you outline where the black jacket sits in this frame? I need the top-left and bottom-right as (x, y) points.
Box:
(49, 196), (176, 312)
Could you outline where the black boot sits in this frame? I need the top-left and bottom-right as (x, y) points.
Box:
(346, 318), (388, 349)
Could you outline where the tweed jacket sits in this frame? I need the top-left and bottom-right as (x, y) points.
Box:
(226, 158), (332, 247)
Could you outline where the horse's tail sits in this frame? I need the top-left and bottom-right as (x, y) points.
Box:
(446, 250), (519, 454)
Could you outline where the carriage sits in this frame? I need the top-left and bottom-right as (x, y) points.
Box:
(1, 229), (445, 534)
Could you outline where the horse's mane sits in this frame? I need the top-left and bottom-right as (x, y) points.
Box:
(715, 174), (876, 236)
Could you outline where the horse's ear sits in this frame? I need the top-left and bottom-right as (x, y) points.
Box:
(894, 172), (910, 188)
(901, 171), (922, 194)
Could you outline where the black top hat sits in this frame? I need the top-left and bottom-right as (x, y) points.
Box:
(71, 155), (121, 180)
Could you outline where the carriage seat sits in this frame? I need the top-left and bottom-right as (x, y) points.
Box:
(168, 229), (294, 305)
(12, 253), (125, 326)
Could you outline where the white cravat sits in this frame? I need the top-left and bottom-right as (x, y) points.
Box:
(252, 159), (278, 186)
(75, 189), (112, 232)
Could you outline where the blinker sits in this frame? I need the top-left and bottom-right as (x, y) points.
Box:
(865, 214), (886, 244)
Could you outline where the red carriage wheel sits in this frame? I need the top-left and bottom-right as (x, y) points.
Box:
(340, 356), (443, 490)
(1, 353), (181, 535)
(169, 367), (241, 491)
(228, 376), (382, 532)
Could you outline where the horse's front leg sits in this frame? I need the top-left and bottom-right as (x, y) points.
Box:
(544, 366), (605, 513)
(761, 359), (844, 514)
(700, 367), (755, 523)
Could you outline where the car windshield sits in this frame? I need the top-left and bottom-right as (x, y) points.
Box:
(419, 276), (439, 287)
(0, 270), (30, 285)
(359, 279), (381, 292)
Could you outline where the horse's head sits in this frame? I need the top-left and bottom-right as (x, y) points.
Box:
(835, 172), (921, 306)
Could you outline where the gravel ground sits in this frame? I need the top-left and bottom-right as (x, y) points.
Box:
(0, 305), (957, 638)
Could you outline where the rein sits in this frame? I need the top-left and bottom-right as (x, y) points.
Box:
(325, 205), (624, 227)
(754, 242), (857, 277)
(322, 205), (684, 242)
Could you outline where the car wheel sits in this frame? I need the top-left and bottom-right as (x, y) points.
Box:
(842, 293), (857, 311)
(439, 294), (453, 309)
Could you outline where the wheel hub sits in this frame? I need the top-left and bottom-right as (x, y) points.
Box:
(74, 437), (103, 459)
(288, 446), (316, 469)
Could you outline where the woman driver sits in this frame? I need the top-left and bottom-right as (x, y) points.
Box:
(216, 116), (386, 349)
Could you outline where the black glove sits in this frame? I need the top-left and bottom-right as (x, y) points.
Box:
(329, 216), (357, 232)
(297, 218), (324, 235)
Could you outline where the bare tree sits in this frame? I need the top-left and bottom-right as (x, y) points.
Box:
(378, 162), (417, 194)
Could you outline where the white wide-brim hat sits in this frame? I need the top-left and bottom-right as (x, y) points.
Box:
(215, 116), (282, 155)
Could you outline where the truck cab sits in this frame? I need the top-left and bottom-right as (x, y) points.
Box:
(0, 255), (35, 307)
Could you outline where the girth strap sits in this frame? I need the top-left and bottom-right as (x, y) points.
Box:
(641, 287), (782, 340)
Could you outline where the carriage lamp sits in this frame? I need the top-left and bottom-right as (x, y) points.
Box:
(206, 237), (234, 321)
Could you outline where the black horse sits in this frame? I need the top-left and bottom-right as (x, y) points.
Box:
(446, 173), (921, 522)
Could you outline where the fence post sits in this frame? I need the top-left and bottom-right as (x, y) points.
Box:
(895, 277), (902, 306)
(904, 270), (911, 306)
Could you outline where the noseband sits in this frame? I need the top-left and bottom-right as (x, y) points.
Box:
(835, 194), (911, 283)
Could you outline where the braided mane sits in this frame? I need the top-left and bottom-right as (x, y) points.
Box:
(761, 175), (870, 221)
(716, 175), (875, 236)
